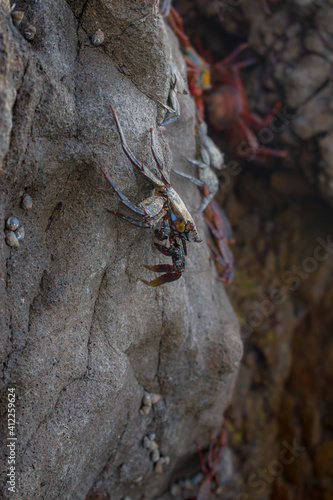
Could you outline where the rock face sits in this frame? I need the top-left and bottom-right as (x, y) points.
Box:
(191, 0), (333, 208)
(0, 1), (241, 499)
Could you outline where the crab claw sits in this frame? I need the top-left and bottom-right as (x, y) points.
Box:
(143, 264), (175, 273)
(140, 273), (182, 287)
(187, 233), (203, 243)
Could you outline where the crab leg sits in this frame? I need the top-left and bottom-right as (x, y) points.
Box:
(110, 105), (164, 187)
(184, 156), (207, 170)
(173, 162), (218, 211)
(208, 241), (234, 283)
(256, 147), (288, 158)
(168, 7), (188, 46)
(107, 210), (150, 228)
(195, 441), (210, 476)
(207, 240), (227, 267)
(154, 243), (173, 256)
(206, 199), (234, 243)
(150, 128), (170, 185)
(159, 0), (172, 17)
(144, 264), (176, 273)
(215, 43), (258, 74)
(101, 168), (147, 216)
(244, 103), (283, 129)
(198, 191), (216, 212)
(172, 168), (205, 187)
(219, 43), (249, 65)
(207, 434), (216, 470)
(204, 215), (223, 240)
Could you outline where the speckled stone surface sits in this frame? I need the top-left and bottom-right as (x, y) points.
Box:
(0, 1), (241, 498)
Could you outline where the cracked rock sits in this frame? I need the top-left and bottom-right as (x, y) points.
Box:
(0, 1), (241, 499)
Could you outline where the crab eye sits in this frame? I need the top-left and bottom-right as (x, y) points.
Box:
(186, 222), (194, 231)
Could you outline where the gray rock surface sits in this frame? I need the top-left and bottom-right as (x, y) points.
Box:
(234, 0), (333, 208)
(0, 1), (241, 499)
(292, 84), (333, 140)
(284, 54), (330, 108)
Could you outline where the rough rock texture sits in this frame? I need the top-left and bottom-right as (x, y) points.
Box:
(0, 1), (242, 499)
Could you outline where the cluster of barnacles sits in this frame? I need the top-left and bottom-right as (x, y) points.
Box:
(140, 391), (162, 415)
(4, 194), (33, 249)
(10, 4), (36, 41)
(143, 432), (170, 474)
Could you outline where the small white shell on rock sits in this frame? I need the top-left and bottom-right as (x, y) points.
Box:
(154, 460), (164, 474)
(92, 29), (105, 46)
(170, 484), (181, 496)
(143, 436), (151, 449)
(192, 471), (204, 485)
(140, 405), (151, 416)
(6, 217), (19, 231)
(151, 448), (160, 462)
(184, 479), (194, 490)
(24, 24), (36, 41)
(5, 231), (19, 248)
(143, 392), (152, 405)
(146, 432), (156, 441)
(147, 440), (159, 451)
(12, 11), (24, 26)
(15, 226), (25, 241)
(150, 393), (162, 404)
(21, 193), (33, 210)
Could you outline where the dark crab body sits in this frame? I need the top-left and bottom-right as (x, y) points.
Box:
(204, 195), (235, 284)
(100, 105), (202, 286)
(187, 422), (228, 500)
(205, 43), (288, 161)
(142, 232), (186, 287)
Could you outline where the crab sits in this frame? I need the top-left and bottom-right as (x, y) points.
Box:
(191, 422), (228, 500)
(204, 195), (235, 284)
(205, 43), (288, 161)
(101, 105), (202, 286)
(159, 0), (172, 17)
(168, 6), (211, 119)
(173, 115), (224, 212)
(142, 231), (186, 287)
(195, 115), (224, 171)
(262, 0), (281, 14)
(159, 62), (188, 126)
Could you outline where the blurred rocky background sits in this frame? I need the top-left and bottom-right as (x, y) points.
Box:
(171, 0), (333, 499)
